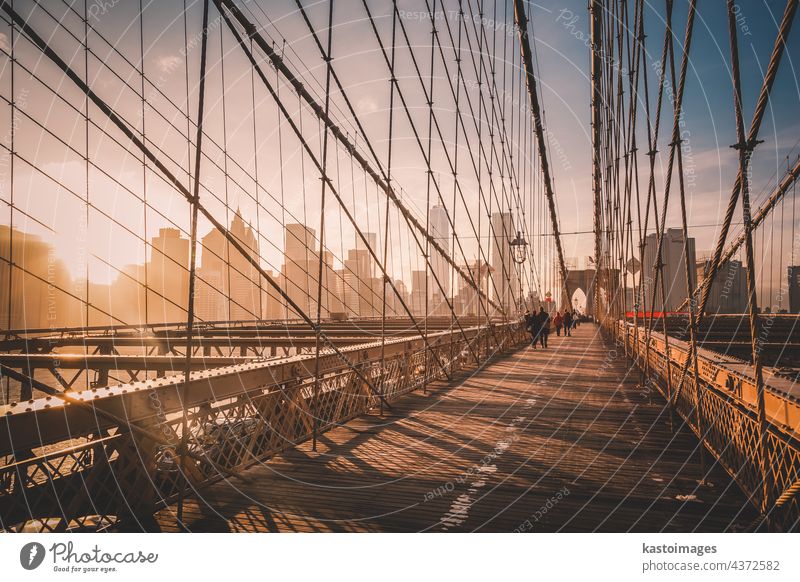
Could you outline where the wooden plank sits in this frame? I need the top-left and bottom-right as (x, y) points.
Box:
(155, 324), (758, 532)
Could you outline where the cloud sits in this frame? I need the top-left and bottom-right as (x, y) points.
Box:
(356, 96), (378, 114)
(157, 55), (182, 73)
(0, 32), (9, 53)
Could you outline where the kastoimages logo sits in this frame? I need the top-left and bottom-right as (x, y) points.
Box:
(19, 542), (46, 570)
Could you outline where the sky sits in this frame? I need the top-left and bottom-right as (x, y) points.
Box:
(0, 0), (798, 305)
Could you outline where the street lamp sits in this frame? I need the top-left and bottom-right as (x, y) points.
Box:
(509, 231), (528, 264)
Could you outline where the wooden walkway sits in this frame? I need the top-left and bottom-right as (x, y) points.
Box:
(154, 324), (757, 532)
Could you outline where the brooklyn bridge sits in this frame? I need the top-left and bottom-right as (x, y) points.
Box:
(0, 0), (798, 533)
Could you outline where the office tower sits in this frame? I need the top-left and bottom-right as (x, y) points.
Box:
(454, 260), (490, 317)
(321, 250), (345, 317)
(196, 210), (261, 322)
(262, 269), (286, 320)
(411, 270), (427, 316)
(228, 210), (261, 321)
(149, 227), (189, 323)
(789, 266), (800, 314)
(392, 279), (409, 316)
(344, 247), (373, 317)
(696, 258), (747, 314)
(0, 226), (81, 329)
(642, 228), (696, 312)
(356, 232), (378, 279)
(196, 227), (227, 321)
(428, 205), (451, 302)
(490, 212), (519, 313)
(283, 223), (318, 319)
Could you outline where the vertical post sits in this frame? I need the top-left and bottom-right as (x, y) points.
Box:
(379, 0), (398, 417)
(313, 0), (335, 452)
(178, 0), (210, 526)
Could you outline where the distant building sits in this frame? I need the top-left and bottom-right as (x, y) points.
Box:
(0, 226), (82, 329)
(196, 209), (261, 322)
(355, 232), (378, 279)
(789, 266), (800, 314)
(642, 228), (696, 312)
(411, 270), (427, 316)
(283, 223), (317, 319)
(428, 205), (451, 308)
(149, 227), (189, 323)
(454, 260), (491, 317)
(696, 258), (747, 314)
(490, 212), (520, 314)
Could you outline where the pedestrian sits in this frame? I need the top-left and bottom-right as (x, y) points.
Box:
(553, 311), (563, 336)
(524, 310), (538, 349)
(563, 310), (572, 336)
(537, 306), (550, 348)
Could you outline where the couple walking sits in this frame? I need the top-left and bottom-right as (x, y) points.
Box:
(553, 310), (574, 336)
(525, 306), (550, 349)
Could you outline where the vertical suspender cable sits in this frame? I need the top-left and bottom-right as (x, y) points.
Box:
(313, 0), (335, 450)
(178, 0), (210, 526)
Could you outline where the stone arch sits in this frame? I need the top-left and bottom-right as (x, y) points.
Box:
(564, 269), (597, 317)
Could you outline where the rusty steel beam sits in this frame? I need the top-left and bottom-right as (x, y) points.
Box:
(0, 323), (507, 455)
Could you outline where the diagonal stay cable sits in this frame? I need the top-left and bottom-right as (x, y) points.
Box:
(218, 0), (505, 319)
(215, 0), (472, 372)
(0, 0), (394, 411)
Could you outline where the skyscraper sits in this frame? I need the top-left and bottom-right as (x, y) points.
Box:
(642, 228), (696, 312)
(490, 212), (519, 314)
(696, 258), (747, 314)
(196, 210), (262, 322)
(149, 227), (189, 323)
(428, 205), (451, 303)
(228, 210), (261, 321)
(283, 223), (318, 319)
(411, 270), (427, 316)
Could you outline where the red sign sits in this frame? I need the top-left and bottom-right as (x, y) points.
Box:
(625, 311), (690, 318)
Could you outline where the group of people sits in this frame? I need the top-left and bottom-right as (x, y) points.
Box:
(524, 307), (580, 349)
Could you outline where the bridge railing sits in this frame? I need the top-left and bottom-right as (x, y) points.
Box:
(0, 320), (525, 532)
(616, 321), (800, 530)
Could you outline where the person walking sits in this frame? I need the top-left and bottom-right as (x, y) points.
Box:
(537, 306), (550, 348)
(553, 311), (563, 336)
(563, 310), (573, 336)
(525, 310), (539, 349)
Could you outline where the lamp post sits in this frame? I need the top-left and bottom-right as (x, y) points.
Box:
(509, 231), (528, 314)
(509, 231), (528, 265)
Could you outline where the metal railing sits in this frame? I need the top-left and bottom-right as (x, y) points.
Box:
(0, 320), (525, 532)
(617, 321), (800, 530)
